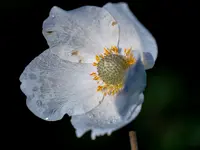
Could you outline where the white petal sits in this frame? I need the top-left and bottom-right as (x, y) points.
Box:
(19, 47), (103, 121)
(42, 6), (119, 63)
(103, 2), (158, 69)
(71, 58), (146, 139)
(71, 94), (143, 140)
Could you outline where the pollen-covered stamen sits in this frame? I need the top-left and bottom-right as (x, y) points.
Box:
(97, 86), (103, 91)
(93, 62), (97, 66)
(124, 48), (131, 56)
(111, 46), (118, 54)
(90, 72), (97, 76)
(90, 46), (136, 96)
(104, 48), (111, 56)
(95, 55), (100, 62)
(99, 54), (104, 58)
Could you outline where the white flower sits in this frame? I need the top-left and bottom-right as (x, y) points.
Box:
(19, 2), (157, 140)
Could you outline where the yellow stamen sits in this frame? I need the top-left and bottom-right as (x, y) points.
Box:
(104, 48), (110, 55)
(102, 84), (108, 89)
(99, 54), (104, 58)
(90, 72), (96, 76)
(111, 46), (118, 54)
(112, 46), (118, 53)
(124, 48), (131, 56)
(93, 76), (100, 80)
(97, 86), (103, 91)
(127, 59), (135, 65)
(93, 62), (97, 66)
(95, 55), (100, 62)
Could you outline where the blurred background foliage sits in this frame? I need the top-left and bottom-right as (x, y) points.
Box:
(3, 0), (199, 150)
(134, 68), (200, 150)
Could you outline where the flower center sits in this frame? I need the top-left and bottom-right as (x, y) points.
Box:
(90, 46), (136, 96)
(97, 54), (128, 85)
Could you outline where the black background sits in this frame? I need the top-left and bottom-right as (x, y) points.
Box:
(2, 0), (200, 150)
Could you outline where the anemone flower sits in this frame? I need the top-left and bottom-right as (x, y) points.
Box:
(20, 2), (157, 140)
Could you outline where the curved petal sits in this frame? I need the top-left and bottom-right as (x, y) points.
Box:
(71, 57), (146, 139)
(19, 47), (103, 121)
(42, 6), (119, 63)
(103, 2), (158, 69)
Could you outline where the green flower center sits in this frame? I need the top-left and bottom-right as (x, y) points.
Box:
(97, 54), (129, 85)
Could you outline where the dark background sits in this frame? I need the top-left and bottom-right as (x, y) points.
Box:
(2, 0), (199, 150)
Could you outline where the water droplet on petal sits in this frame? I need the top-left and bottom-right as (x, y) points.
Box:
(108, 118), (118, 124)
(88, 114), (92, 119)
(67, 108), (73, 115)
(88, 113), (95, 119)
(32, 86), (38, 91)
(36, 100), (42, 107)
(29, 73), (37, 80)
(108, 120), (113, 124)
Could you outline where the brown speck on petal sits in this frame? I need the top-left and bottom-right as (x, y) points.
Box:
(71, 50), (84, 63)
(79, 56), (84, 63)
(71, 50), (79, 56)
(112, 21), (117, 26)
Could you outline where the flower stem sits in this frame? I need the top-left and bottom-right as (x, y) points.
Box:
(129, 131), (138, 150)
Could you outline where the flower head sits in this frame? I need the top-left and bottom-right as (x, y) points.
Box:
(19, 2), (157, 140)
